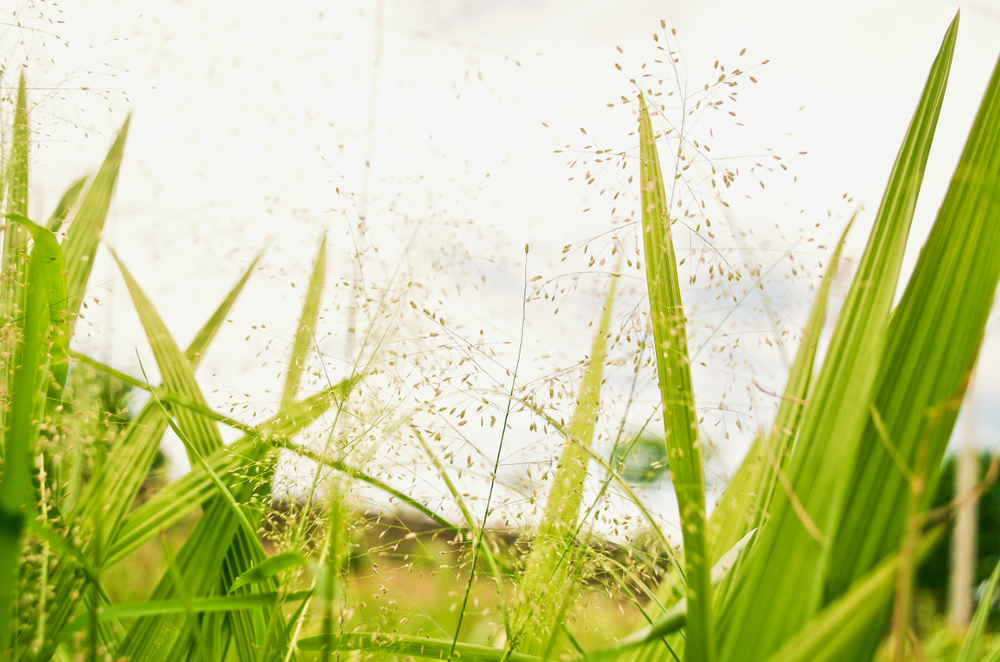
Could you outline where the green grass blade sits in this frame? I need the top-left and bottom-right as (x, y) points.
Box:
(512, 275), (617, 653)
(759, 526), (945, 662)
(0, 73), (31, 452)
(716, 15), (957, 662)
(32, 256), (261, 659)
(282, 236), (325, 408)
(297, 632), (541, 662)
(956, 558), (1000, 662)
(106, 385), (348, 568)
(708, 215), (853, 562)
(62, 115), (130, 337)
(591, 530), (756, 662)
(823, 37), (1000, 660)
(637, 95), (714, 662)
(45, 175), (88, 234)
(56, 591), (311, 649)
(112, 250), (224, 458)
(230, 552), (307, 592)
(0, 217), (65, 655)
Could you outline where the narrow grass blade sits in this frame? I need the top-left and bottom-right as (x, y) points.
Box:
(0, 217), (65, 655)
(513, 275), (617, 652)
(411, 427), (512, 640)
(282, 236), (325, 408)
(589, 530), (756, 662)
(0, 74), (31, 449)
(637, 95), (714, 662)
(56, 590), (311, 647)
(825, 37), (1000, 660)
(956, 558), (1000, 662)
(105, 384), (349, 568)
(45, 175), (88, 234)
(230, 552), (307, 592)
(62, 115), (130, 337)
(112, 250), (224, 458)
(32, 255), (261, 659)
(716, 15), (958, 662)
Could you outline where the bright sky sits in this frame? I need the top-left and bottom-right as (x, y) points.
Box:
(5, 0), (1000, 532)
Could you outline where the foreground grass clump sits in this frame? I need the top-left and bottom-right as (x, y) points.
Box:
(1, 10), (1000, 662)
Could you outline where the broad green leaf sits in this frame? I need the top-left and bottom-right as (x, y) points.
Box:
(513, 274), (617, 654)
(760, 526), (945, 662)
(282, 236), (325, 408)
(0, 216), (65, 655)
(824, 33), (1000, 660)
(230, 552), (307, 592)
(716, 15), (957, 662)
(62, 115), (130, 338)
(45, 175), (88, 234)
(637, 95), (714, 662)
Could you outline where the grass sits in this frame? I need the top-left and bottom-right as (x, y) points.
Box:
(1, 8), (1000, 662)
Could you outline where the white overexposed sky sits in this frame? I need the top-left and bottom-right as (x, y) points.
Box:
(3, 0), (1000, 536)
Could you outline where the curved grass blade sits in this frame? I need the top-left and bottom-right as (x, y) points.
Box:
(56, 590), (311, 648)
(105, 383), (350, 568)
(716, 15), (958, 662)
(230, 552), (307, 593)
(956, 557), (1000, 662)
(637, 95), (714, 662)
(588, 530), (756, 662)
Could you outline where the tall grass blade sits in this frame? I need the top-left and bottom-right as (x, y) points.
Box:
(513, 275), (617, 652)
(956, 558), (1000, 662)
(0, 217), (65, 656)
(62, 116), (130, 337)
(111, 251), (224, 456)
(282, 236), (325, 408)
(0, 74), (31, 453)
(716, 15), (957, 662)
(32, 255), (261, 659)
(824, 37), (1000, 660)
(637, 95), (714, 662)
(707, 215), (853, 563)
(44, 175), (87, 234)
